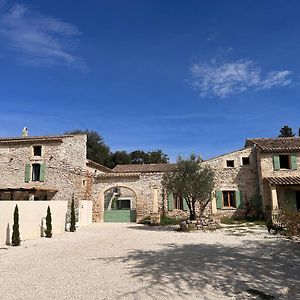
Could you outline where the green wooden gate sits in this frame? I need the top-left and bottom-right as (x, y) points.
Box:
(104, 209), (136, 222)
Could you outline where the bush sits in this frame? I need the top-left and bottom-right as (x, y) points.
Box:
(281, 210), (300, 237)
(160, 216), (182, 225)
(220, 217), (236, 225)
(45, 206), (52, 238)
(11, 205), (20, 246)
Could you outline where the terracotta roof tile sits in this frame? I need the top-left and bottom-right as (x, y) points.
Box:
(245, 137), (300, 153)
(0, 134), (76, 144)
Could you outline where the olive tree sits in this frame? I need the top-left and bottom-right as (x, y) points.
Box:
(162, 155), (214, 220)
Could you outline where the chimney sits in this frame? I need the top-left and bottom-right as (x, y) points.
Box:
(22, 127), (28, 137)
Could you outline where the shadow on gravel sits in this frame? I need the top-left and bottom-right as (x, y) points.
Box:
(126, 225), (178, 232)
(91, 238), (300, 299)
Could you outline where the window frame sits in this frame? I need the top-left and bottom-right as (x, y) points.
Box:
(33, 145), (42, 157)
(226, 160), (235, 168)
(32, 163), (41, 182)
(222, 190), (236, 208)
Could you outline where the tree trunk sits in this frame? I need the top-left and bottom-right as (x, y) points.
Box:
(190, 201), (196, 220)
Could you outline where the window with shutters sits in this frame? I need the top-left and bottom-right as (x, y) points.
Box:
(273, 154), (297, 170)
(168, 192), (188, 211)
(32, 164), (41, 181)
(222, 191), (236, 208)
(279, 155), (290, 169)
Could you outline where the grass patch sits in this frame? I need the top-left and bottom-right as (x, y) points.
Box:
(221, 217), (266, 226)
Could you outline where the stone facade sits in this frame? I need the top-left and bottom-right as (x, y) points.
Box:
(0, 134), (89, 206)
(2, 133), (299, 224)
(204, 147), (260, 218)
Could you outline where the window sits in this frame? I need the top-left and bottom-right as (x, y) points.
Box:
(33, 146), (42, 157)
(82, 180), (87, 187)
(242, 157), (250, 165)
(226, 160), (235, 168)
(274, 154), (297, 171)
(279, 155), (290, 169)
(32, 164), (41, 181)
(222, 191), (236, 208)
(168, 193), (188, 211)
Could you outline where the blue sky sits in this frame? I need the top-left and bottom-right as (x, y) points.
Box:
(0, 0), (300, 161)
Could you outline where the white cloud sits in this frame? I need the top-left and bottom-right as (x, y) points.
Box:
(191, 60), (292, 98)
(0, 4), (85, 70)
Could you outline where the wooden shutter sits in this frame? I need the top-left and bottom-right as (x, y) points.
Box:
(183, 198), (189, 211)
(291, 154), (297, 170)
(39, 163), (46, 182)
(235, 190), (242, 208)
(24, 163), (31, 183)
(216, 190), (222, 209)
(273, 155), (280, 171)
(167, 192), (173, 211)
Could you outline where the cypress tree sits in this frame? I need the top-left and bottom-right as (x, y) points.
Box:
(70, 196), (76, 232)
(45, 206), (52, 238)
(11, 205), (20, 246)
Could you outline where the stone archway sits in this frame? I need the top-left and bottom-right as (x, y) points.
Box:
(94, 183), (142, 223)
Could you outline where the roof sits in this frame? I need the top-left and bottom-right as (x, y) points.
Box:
(113, 163), (177, 173)
(245, 137), (300, 153)
(264, 176), (300, 185)
(0, 134), (77, 144)
(96, 172), (140, 179)
(86, 159), (115, 173)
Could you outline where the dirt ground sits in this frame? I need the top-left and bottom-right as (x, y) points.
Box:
(0, 223), (299, 300)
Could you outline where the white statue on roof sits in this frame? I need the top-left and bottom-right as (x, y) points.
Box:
(22, 127), (28, 137)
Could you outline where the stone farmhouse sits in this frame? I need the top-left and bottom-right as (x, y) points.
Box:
(0, 132), (300, 243)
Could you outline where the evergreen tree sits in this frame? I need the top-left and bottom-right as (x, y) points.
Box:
(11, 205), (20, 246)
(278, 125), (295, 137)
(70, 196), (76, 232)
(45, 206), (52, 238)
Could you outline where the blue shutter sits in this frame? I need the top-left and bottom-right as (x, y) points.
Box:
(39, 163), (46, 182)
(235, 191), (242, 208)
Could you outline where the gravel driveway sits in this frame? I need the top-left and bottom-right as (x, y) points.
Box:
(0, 223), (299, 300)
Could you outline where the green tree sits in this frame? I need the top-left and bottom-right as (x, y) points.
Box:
(130, 150), (148, 164)
(70, 196), (76, 232)
(111, 151), (132, 167)
(162, 155), (214, 220)
(278, 125), (295, 137)
(11, 205), (20, 246)
(45, 206), (52, 238)
(148, 150), (169, 163)
(66, 129), (111, 166)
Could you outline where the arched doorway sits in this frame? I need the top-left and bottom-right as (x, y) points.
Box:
(103, 186), (137, 222)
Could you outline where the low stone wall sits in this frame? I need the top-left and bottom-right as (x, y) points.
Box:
(0, 201), (68, 245)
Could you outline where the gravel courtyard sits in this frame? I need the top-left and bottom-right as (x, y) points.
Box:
(0, 223), (299, 300)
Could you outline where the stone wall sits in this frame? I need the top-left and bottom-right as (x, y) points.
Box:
(0, 134), (88, 206)
(203, 147), (260, 218)
(256, 151), (300, 211)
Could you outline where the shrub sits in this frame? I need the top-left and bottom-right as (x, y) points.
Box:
(281, 210), (300, 237)
(220, 217), (236, 225)
(45, 206), (52, 238)
(160, 216), (182, 225)
(11, 205), (20, 246)
(70, 196), (76, 232)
